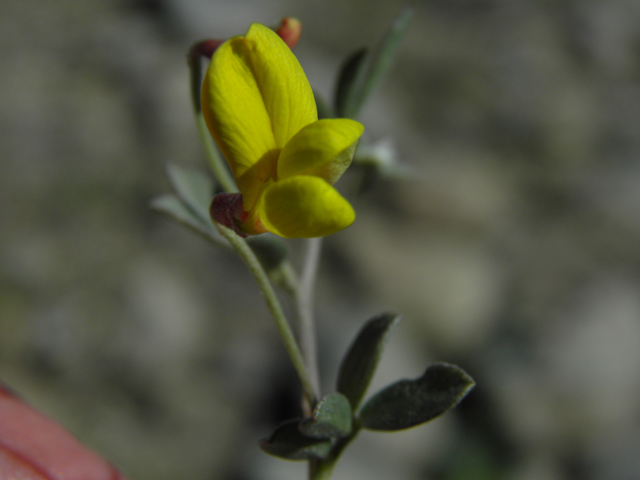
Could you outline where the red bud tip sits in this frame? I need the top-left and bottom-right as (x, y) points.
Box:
(189, 39), (225, 61)
(275, 17), (302, 49)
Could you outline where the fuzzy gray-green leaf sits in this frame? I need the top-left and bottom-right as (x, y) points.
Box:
(299, 393), (352, 439)
(150, 194), (226, 247)
(259, 420), (332, 461)
(359, 362), (475, 431)
(337, 6), (413, 119)
(336, 313), (401, 410)
(166, 163), (215, 225)
(334, 47), (368, 118)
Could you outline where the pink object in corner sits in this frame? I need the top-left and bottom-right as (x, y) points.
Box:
(0, 384), (127, 480)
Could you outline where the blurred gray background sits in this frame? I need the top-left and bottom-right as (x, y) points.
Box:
(2, 0), (640, 479)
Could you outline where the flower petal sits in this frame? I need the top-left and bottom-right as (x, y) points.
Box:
(243, 23), (317, 146)
(259, 176), (355, 238)
(201, 23), (317, 209)
(277, 119), (364, 185)
(201, 31), (275, 207)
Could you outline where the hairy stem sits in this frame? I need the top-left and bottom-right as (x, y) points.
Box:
(296, 237), (323, 403)
(194, 114), (237, 193)
(308, 426), (361, 480)
(215, 222), (317, 407)
(309, 459), (336, 480)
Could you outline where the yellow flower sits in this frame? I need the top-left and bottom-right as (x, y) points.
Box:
(202, 23), (364, 238)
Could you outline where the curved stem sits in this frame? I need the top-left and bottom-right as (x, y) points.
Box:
(296, 238), (323, 399)
(194, 114), (237, 193)
(214, 222), (317, 407)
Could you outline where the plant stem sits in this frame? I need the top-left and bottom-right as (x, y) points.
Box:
(309, 459), (336, 480)
(296, 237), (323, 401)
(194, 113), (237, 193)
(214, 222), (318, 407)
(308, 425), (361, 480)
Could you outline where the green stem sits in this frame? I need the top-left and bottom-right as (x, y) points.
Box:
(194, 113), (237, 193)
(309, 459), (336, 480)
(214, 222), (318, 407)
(296, 237), (323, 399)
(308, 426), (361, 480)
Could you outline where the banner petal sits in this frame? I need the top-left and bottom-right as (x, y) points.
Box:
(201, 24), (317, 209)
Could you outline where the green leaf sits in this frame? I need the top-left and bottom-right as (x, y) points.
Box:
(299, 393), (352, 439)
(334, 48), (367, 118)
(165, 163), (215, 225)
(358, 362), (475, 431)
(150, 194), (210, 232)
(335, 5), (414, 119)
(259, 419), (332, 461)
(150, 194), (226, 247)
(336, 313), (402, 410)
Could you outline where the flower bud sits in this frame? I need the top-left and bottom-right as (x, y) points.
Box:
(189, 17), (301, 64)
(189, 39), (225, 60)
(202, 24), (362, 238)
(275, 17), (302, 49)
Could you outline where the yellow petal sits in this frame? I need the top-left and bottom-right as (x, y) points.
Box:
(277, 119), (364, 184)
(201, 23), (317, 209)
(201, 31), (275, 208)
(259, 176), (355, 238)
(244, 24), (317, 147)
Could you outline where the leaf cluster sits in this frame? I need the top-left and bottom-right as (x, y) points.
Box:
(259, 314), (475, 462)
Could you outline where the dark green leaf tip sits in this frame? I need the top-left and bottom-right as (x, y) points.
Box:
(259, 419), (333, 461)
(334, 48), (368, 118)
(334, 5), (414, 119)
(299, 393), (352, 439)
(359, 362), (475, 431)
(336, 313), (402, 410)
